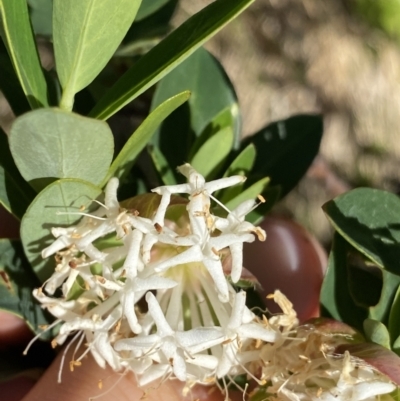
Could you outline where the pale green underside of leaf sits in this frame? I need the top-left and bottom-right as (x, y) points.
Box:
(9, 108), (114, 191)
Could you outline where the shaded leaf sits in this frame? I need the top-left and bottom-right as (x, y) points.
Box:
(320, 233), (368, 332)
(323, 188), (400, 275)
(54, 0), (142, 110)
(89, 0), (255, 120)
(9, 108), (114, 191)
(389, 285), (400, 345)
(0, 0), (48, 108)
(0, 44), (30, 115)
(370, 270), (400, 327)
(0, 130), (36, 218)
(103, 91), (190, 186)
(151, 48), (240, 142)
(190, 127), (234, 179)
(0, 239), (53, 336)
(136, 0), (171, 21)
(243, 114), (323, 198)
(148, 145), (177, 186)
(28, 0), (53, 36)
(21, 179), (102, 281)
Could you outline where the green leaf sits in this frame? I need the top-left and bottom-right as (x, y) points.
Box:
(320, 233), (368, 332)
(103, 91), (190, 186)
(0, 239), (53, 336)
(148, 145), (177, 186)
(151, 48), (240, 141)
(0, 131), (36, 218)
(243, 114), (323, 198)
(21, 178), (102, 282)
(9, 108), (114, 191)
(389, 284), (400, 344)
(28, 0), (53, 36)
(89, 0), (255, 120)
(323, 188), (400, 275)
(217, 143), (256, 203)
(0, 0), (48, 108)
(363, 318), (391, 348)
(188, 106), (236, 161)
(53, 0), (142, 110)
(190, 127), (234, 179)
(136, 0), (170, 21)
(369, 269), (400, 326)
(224, 177), (270, 211)
(223, 143), (256, 178)
(0, 45), (30, 115)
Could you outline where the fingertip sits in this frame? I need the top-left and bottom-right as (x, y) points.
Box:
(0, 311), (33, 349)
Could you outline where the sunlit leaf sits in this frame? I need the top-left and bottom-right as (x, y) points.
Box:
(0, 0), (48, 108)
(224, 177), (270, 211)
(363, 318), (391, 349)
(53, 0), (142, 110)
(89, 0), (255, 120)
(21, 179), (102, 281)
(190, 127), (233, 179)
(9, 108), (114, 191)
(323, 188), (400, 276)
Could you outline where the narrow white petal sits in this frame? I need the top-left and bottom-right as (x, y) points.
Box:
(153, 245), (203, 272)
(146, 292), (174, 337)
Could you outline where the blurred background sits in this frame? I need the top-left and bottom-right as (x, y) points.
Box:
(174, 0), (400, 247)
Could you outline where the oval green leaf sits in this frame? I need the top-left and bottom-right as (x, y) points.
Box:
(323, 188), (400, 276)
(54, 0), (142, 110)
(242, 114), (323, 198)
(151, 48), (240, 141)
(21, 178), (102, 282)
(9, 108), (114, 191)
(102, 91), (190, 186)
(0, 0), (48, 108)
(89, 0), (255, 120)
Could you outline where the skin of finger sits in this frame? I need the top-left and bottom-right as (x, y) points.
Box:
(21, 347), (230, 401)
(0, 311), (33, 350)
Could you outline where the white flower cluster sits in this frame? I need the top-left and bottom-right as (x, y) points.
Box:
(29, 164), (398, 400)
(259, 311), (397, 401)
(31, 164), (280, 389)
